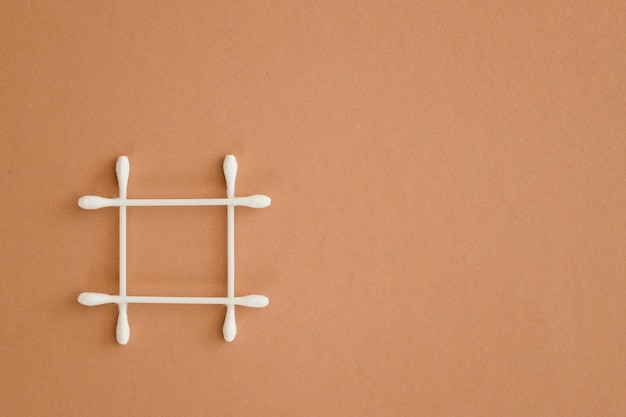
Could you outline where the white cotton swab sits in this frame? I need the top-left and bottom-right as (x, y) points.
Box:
(77, 293), (269, 308)
(77, 194), (271, 209)
(223, 155), (237, 342)
(116, 156), (130, 345)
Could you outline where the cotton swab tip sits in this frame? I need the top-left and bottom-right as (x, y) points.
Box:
(77, 292), (115, 306)
(223, 306), (237, 342)
(243, 194), (271, 208)
(223, 155), (238, 197)
(116, 156), (130, 197)
(78, 195), (117, 209)
(223, 155), (238, 176)
(116, 306), (130, 345)
(239, 295), (269, 308)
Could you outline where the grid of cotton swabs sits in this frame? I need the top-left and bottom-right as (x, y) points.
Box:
(77, 155), (270, 344)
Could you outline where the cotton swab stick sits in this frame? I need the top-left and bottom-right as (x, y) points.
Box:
(223, 155), (237, 342)
(77, 194), (271, 209)
(77, 293), (269, 308)
(116, 156), (130, 345)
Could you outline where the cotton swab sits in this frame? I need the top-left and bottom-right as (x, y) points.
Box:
(77, 194), (271, 209)
(116, 156), (130, 345)
(223, 155), (237, 342)
(77, 293), (269, 308)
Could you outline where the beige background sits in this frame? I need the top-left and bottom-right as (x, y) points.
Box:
(1, 1), (626, 416)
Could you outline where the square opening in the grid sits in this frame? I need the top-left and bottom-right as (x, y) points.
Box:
(126, 205), (228, 297)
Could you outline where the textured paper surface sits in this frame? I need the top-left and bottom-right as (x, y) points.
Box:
(1, 1), (625, 416)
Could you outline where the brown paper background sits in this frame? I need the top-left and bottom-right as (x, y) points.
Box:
(1, 1), (625, 416)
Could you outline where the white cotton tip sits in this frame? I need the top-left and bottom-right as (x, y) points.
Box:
(223, 306), (237, 342)
(78, 292), (114, 306)
(116, 306), (130, 345)
(223, 155), (238, 197)
(239, 295), (269, 308)
(78, 195), (116, 210)
(116, 156), (130, 197)
(243, 194), (271, 209)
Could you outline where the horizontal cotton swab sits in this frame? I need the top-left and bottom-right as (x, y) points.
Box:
(78, 292), (269, 308)
(78, 194), (271, 209)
